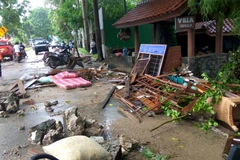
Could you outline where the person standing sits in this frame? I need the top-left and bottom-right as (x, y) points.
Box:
(0, 53), (2, 77)
(60, 41), (65, 49)
(13, 42), (20, 61)
(90, 39), (96, 54)
(69, 40), (73, 51)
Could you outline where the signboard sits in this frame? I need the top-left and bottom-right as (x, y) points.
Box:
(139, 44), (167, 55)
(175, 16), (195, 30)
(0, 26), (8, 37)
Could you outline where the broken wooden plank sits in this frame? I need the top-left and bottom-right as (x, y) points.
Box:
(124, 76), (130, 98)
(9, 80), (19, 91)
(108, 79), (125, 83)
(24, 79), (38, 90)
(145, 74), (187, 89)
(27, 83), (56, 89)
(9, 80), (26, 95)
(155, 72), (176, 78)
(101, 86), (116, 109)
(18, 80), (26, 95)
(181, 99), (198, 114)
(130, 73), (138, 84)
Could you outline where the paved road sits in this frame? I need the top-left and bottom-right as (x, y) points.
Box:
(0, 49), (51, 153)
(0, 49), (122, 157)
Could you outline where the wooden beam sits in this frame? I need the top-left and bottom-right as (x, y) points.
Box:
(101, 86), (116, 109)
(134, 26), (139, 55)
(215, 21), (223, 54)
(187, 29), (195, 57)
(153, 23), (157, 44)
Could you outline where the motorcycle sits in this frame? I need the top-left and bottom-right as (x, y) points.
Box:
(14, 51), (23, 63)
(14, 47), (27, 63)
(47, 48), (84, 69)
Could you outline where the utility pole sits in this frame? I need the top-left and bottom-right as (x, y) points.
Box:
(123, 0), (127, 14)
(93, 0), (103, 61)
(81, 0), (90, 52)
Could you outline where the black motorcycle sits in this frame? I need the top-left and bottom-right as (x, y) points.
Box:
(47, 48), (84, 69)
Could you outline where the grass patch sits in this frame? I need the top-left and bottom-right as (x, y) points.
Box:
(92, 54), (98, 60)
(25, 47), (32, 51)
(78, 48), (89, 55)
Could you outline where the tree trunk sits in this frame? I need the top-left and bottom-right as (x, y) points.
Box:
(93, 0), (104, 61)
(82, 0), (90, 52)
(123, 0), (127, 14)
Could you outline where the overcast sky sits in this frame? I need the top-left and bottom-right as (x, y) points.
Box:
(28, 0), (45, 9)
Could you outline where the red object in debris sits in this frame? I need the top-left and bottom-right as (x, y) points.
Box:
(115, 52), (122, 57)
(22, 99), (35, 105)
(52, 77), (91, 90)
(54, 71), (79, 79)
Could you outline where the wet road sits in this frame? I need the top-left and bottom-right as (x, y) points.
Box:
(0, 50), (50, 153)
(0, 49), (123, 155)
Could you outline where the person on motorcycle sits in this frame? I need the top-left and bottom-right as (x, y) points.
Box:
(13, 42), (20, 61)
(60, 41), (65, 50)
(20, 42), (27, 57)
(0, 53), (2, 77)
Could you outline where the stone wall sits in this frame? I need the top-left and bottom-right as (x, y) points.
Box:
(182, 53), (229, 78)
(104, 47), (136, 71)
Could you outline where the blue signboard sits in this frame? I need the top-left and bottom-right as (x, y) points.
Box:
(139, 44), (167, 55)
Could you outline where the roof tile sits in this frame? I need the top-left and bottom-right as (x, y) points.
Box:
(195, 19), (234, 34)
(113, 0), (188, 28)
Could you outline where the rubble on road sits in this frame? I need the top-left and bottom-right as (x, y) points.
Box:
(64, 106), (85, 136)
(16, 109), (25, 117)
(0, 111), (8, 118)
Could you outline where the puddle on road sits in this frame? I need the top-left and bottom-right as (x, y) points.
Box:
(102, 97), (124, 140)
(24, 102), (70, 129)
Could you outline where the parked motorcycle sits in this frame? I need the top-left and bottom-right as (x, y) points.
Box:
(43, 51), (55, 65)
(47, 48), (79, 69)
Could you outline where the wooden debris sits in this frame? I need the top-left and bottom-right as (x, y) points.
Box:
(124, 76), (130, 98)
(27, 83), (56, 89)
(101, 86), (116, 109)
(130, 73), (138, 84)
(9, 80), (26, 96)
(24, 79), (38, 90)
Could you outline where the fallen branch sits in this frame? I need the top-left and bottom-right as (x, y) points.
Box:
(150, 114), (188, 132)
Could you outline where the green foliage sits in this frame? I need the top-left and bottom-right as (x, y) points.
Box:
(0, 0), (30, 38)
(197, 119), (218, 132)
(215, 50), (240, 86)
(142, 147), (170, 160)
(188, 0), (240, 35)
(161, 100), (181, 119)
(48, 0), (83, 40)
(98, 0), (142, 19)
(192, 48), (240, 131)
(26, 8), (52, 40)
(160, 85), (178, 93)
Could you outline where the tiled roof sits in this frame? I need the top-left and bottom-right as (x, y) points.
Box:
(113, 0), (188, 28)
(195, 19), (234, 35)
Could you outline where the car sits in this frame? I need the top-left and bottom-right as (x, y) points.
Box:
(50, 41), (59, 49)
(0, 39), (14, 60)
(32, 39), (50, 55)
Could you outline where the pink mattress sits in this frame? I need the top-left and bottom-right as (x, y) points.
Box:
(52, 77), (91, 90)
(54, 71), (79, 79)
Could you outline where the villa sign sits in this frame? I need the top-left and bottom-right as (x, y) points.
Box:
(175, 16), (195, 30)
